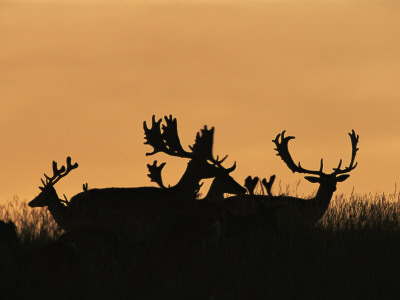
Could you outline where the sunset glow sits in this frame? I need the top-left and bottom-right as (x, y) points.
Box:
(1, 0), (400, 202)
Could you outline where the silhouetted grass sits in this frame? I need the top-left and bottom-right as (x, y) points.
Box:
(1, 191), (400, 300)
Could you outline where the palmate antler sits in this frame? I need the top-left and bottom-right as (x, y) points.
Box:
(144, 115), (192, 158)
(146, 160), (167, 189)
(144, 115), (235, 171)
(272, 130), (359, 177)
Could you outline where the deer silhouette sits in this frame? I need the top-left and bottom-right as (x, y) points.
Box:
(255, 130), (360, 229)
(147, 160), (247, 248)
(29, 115), (239, 240)
(28, 157), (78, 231)
(148, 161), (280, 241)
(222, 131), (359, 232)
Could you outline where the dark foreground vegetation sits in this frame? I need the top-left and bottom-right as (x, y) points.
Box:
(2, 191), (400, 300)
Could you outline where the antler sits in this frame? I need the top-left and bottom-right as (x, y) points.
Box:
(261, 175), (276, 196)
(147, 160), (167, 189)
(273, 131), (324, 176)
(273, 130), (359, 177)
(244, 176), (259, 195)
(144, 115), (235, 171)
(190, 125), (231, 165)
(144, 115), (193, 158)
(332, 129), (359, 175)
(40, 157), (79, 189)
(146, 160), (203, 196)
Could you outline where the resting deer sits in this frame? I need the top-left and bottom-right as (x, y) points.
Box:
(257, 130), (360, 228)
(29, 115), (238, 239)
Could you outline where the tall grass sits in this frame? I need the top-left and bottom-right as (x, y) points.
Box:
(1, 190), (400, 299)
(0, 196), (63, 243)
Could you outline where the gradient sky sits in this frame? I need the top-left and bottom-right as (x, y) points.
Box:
(1, 1), (400, 202)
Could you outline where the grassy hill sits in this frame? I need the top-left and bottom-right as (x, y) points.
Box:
(1, 191), (400, 299)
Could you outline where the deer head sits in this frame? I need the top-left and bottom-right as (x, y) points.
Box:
(147, 160), (246, 197)
(206, 171), (247, 198)
(273, 130), (359, 194)
(28, 157), (79, 208)
(144, 115), (236, 181)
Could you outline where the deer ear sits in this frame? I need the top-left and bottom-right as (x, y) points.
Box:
(336, 174), (350, 182)
(304, 176), (320, 183)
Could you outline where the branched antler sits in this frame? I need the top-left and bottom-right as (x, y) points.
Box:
(40, 157), (79, 189)
(273, 131), (323, 176)
(332, 129), (359, 175)
(273, 130), (359, 177)
(144, 115), (235, 172)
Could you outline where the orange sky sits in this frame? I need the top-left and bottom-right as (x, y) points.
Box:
(1, 1), (400, 202)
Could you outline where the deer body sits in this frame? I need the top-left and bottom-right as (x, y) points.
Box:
(268, 181), (340, 227)
(45, 195), (72, 231)
(221, 191), (333, 233)
(150, 163), (247, 248)
(241, 130), (360, 229)
(29, 115), (238, 241)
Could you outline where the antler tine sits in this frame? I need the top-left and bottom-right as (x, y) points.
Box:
(214, 154), (228, 165)
(143, 115), (166, 156)
(332, 130), (359, 175)
(147, 160), (166, 189)
(273, 130), (324, 176)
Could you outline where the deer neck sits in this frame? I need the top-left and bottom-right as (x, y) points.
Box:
(47, 197), (71, 231)
(309, 183), (335, 218)
(205, 178), (223, 200)
(173, 162), (203, 198)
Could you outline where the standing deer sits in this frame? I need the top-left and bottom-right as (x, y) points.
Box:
(222, 130), (359, 232)
(28, 157), (78, 231)
(29, 115), (238, 240)
(256, 129), (360, 228)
